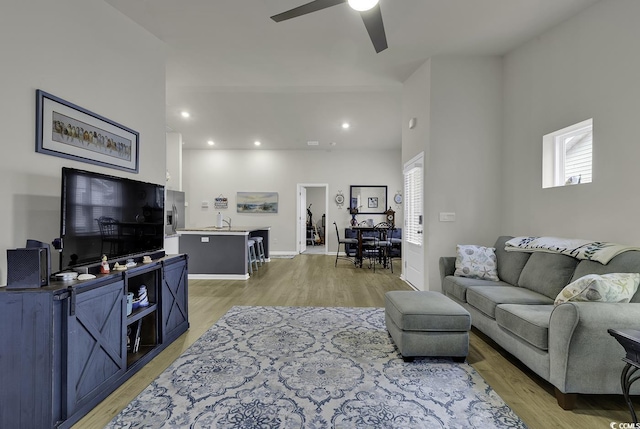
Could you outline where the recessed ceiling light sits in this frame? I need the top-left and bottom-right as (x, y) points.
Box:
(180, 111), (190, 118)
(207, 140), (214, 146)
(347, 0), (378, 12)
(342, 122), (350, 129)
(254, 141), (261, 146)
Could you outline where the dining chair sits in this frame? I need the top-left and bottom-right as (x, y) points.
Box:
(373, 222), (393, 273)
(333, 222), (358, 267)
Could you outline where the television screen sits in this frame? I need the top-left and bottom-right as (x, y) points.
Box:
(60, 167), (165, 269)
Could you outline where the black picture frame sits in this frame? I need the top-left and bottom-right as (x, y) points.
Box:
(35, 89), (139, 173)
(350, 185), (387, 215)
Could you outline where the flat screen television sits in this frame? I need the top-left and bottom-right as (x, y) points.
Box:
(60, 167), (165, 269)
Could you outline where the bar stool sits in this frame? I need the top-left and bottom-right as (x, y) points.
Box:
(247, 239), (259, 274)
(252, 235), (266, 266)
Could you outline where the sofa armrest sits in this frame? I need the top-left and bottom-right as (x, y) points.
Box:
(549, 302), (640, 394)
(439, 256), (456, 286)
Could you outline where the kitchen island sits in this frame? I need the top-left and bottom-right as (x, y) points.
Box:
(178, 226), (270, 280)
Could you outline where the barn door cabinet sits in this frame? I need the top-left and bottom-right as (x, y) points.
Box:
(161, 255), (189, 344)
(0, 254), (188, 429)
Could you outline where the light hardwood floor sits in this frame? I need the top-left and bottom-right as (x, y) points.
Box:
(75, 254), (637, 428)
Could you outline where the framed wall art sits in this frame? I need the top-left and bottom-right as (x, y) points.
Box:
(35, 89), (139, 173)
(237, 192), (278, 213)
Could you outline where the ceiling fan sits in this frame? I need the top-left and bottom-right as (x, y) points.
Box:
(270, 0), (388, 53)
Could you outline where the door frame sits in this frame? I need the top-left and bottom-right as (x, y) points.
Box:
(296, 183), (329, 254)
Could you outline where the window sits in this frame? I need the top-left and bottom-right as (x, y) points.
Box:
(542, 118), (593, 188)
(404, 164), (423, 246)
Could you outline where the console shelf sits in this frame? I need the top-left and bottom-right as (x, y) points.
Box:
(127, 303), (158, 323)
(0, 253), (189, 429)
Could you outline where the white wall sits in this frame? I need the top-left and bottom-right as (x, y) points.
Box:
(402, 60), (431, 165)
(166, 132), (183, 191)
(402, 56), (503, 292)
(427, 56), (503, 291)
(182, 149), (402, 253)
(0, 0), (166, 284)
(502, 0), (640, 244)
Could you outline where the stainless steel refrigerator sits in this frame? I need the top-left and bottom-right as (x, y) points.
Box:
(165, 190), (185, 235)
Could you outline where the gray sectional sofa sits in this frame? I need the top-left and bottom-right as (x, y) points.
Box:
(439, 236), (640, 409)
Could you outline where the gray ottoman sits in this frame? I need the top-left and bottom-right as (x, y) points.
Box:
(385, 291), (471, 362)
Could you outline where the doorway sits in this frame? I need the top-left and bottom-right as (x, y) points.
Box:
(403, 153), (424, 290)
(297, 184), (328, 255)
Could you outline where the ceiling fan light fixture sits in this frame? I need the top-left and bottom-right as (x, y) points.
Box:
(347, 0), (379, 12)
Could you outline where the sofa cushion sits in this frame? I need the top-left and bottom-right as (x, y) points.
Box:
(454, 245), (499, 281)
(466, 286), (554, 319)
(495, 304), (553, 350)
(494, 236), (531, 285)
(443, 275), (510, 303)
(554, 273), (640, 305)
(571, 251), (640, 302)
(517, 252), (578, 299)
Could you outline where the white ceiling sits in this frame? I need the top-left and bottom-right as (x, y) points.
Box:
(105, 0), (599, 151)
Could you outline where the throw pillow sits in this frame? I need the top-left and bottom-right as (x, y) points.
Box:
(454, 245), (499, 281)
(554, 273), (640, 305)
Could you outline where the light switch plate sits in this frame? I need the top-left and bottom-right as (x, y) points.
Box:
(439, 212), (456, 222)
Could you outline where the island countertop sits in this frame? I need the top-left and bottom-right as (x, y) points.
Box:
(177, 226), (270, 235)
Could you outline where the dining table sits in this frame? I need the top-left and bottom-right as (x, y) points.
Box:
(350, 225), (393, 268)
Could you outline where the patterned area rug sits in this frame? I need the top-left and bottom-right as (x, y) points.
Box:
(107, 306), (527, 428)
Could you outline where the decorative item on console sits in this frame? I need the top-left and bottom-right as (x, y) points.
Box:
(127, 292), (134, 316)
(384, 207), (396, 227)
(137, 285), (149, 307)
(349, 206), (359, 227)
(100, 255), (110, 274)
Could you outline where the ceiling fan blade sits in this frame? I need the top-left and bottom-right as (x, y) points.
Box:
(360, 3), (388, 53)
(271, 0), (346, 22)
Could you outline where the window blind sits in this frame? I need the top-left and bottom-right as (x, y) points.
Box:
(564, 130), (592, 184)
(404, 165), (423, 246)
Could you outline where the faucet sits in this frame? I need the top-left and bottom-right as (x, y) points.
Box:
(223, 217), (231, 230)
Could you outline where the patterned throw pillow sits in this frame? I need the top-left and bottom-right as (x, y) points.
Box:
(554, 273), (640, 305)
(454, 245), (499, 281)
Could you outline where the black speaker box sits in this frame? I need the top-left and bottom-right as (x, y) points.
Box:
(6, 248), (50, 289)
